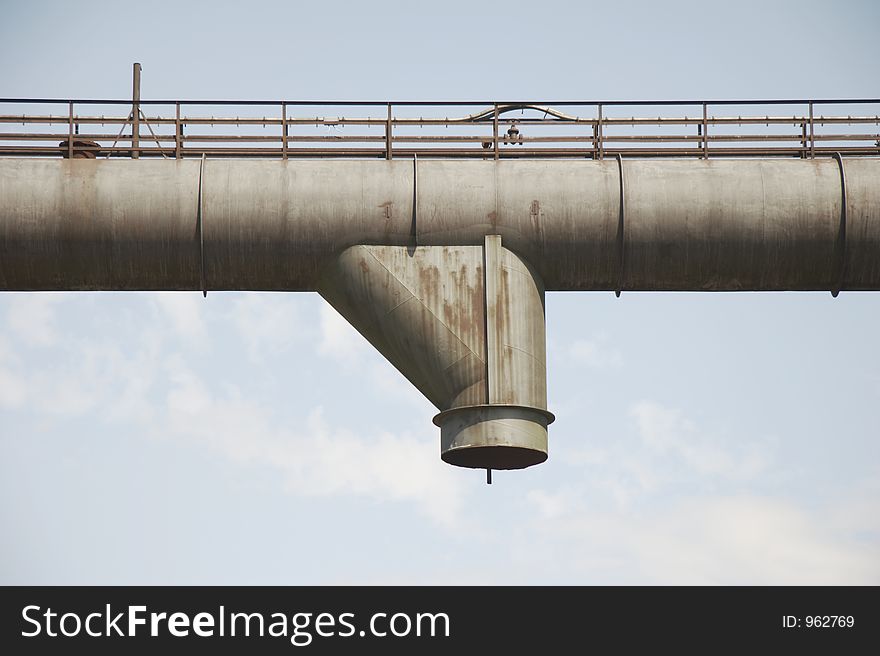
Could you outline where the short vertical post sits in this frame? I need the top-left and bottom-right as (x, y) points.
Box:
(597, 104), (604, 160)
(592, 112), (599, 159)
(808, 102), (815, 159)
(67, 101), (74, 159)
(385, 103), (393, 160)
(175, 102), (182, 160)
(493, 103), (499, 160)
(282, 103), (288, 161)
(702, 102), (709, 159)
(800, 121), (807, 159)
(131, 62), (141, 159)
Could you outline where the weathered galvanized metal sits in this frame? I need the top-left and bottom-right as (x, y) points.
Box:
(1, 156), (879, 472)
(317, 236), (552, 469)
(2, 158), (879, 292)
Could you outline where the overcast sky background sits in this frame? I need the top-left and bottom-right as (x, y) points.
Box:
(1, 0), (878, 584)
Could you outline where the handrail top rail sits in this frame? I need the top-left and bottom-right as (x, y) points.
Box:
(0, 97), (879, 107)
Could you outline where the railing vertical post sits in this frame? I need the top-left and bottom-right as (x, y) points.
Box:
(175, 102), (182, 160)
(592, 110), (598, 159)
(67, 101), (74, 159)
(597, 104), (603, 160)
(808, 101), (815, 159)
(131, 62), (141, 159)
(702, 102), (709, 159)
(386, 103), (393, 160)
(282, 102), (288, 161)
(493, 103), (499, 160)
(801, 120), (807, 159)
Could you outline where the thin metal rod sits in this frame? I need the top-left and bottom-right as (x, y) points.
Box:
(801, 121), (807, 159)
(493, 103), (499, 160)
(138, 109), (167, 159)
(486, 469), (492, 485)
(386, 103), (393, 161)
(131, 63), (141, 159)
(702, 103), (709, 159)
(4, 97), (879, 106)
(592, 114), (599, 159)
(175, 102), (181, 160)
(67, 101), (73, 159)
(809, 102), (815, 159)
(281, 103), (288, 161)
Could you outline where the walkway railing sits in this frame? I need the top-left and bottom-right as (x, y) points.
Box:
(1, 98), (878, 159)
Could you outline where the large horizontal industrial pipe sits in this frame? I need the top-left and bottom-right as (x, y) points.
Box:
(2, 158), (879, 292)
(2, 157), (879, 473)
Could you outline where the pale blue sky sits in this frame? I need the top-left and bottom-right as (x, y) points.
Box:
(1, 0), (878, 584)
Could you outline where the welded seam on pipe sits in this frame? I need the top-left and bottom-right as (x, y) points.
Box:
(831, 152), (847, 298)
(364, 248), (483, 363)
(410, 154), (418, 249)
(494, 158), (499, 234)
(481, 236), (491, 404)
(483, 235), (502, 404)
(198, 154), (207, 297)
(615, 154), (626, 298)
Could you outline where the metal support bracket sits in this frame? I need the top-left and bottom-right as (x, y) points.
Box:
(615, 154), (626, 297)
(831, 152), (847, 298)
(410, 154), (418, 251)
(198, 154), (207, 297)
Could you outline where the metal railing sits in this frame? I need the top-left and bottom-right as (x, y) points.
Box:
(0, 98), (878, 160)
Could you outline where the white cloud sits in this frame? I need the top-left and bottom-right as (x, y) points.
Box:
(551, 401), (773, 511)
(0, 334), (160, 420)
(3, 293), (877, 584)
(229, 294), (305, 362)
(1, 293), (456, 525)
(630, 400), (769, 480)
(0, 367), (26, 408)
(153, 292), (209, 345)
(517, 398), (879, 584)
(317, 302), (369, 362)
(0, 294), (166, 421)
(527, 489), (569, 519)
(5, 294), (65, 347)
(567, 337), (623, 369)
(366, 358), (434, 414)
(162, 361), (463, 526)
(0, 335), (26, 407)
(315, 300), (433, 413)
(519, 493), (880, 584)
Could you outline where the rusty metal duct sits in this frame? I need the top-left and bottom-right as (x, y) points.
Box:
(2, 157), (880, 474)
(318, 237), (552, 470)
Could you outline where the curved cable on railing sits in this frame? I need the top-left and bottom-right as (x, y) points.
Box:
(394, 104), (583, 124)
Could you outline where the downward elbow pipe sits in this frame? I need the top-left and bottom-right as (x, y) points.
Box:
(1, 157), (879, 471)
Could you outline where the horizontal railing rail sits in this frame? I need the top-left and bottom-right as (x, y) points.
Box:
(0, 98), (878, 160)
